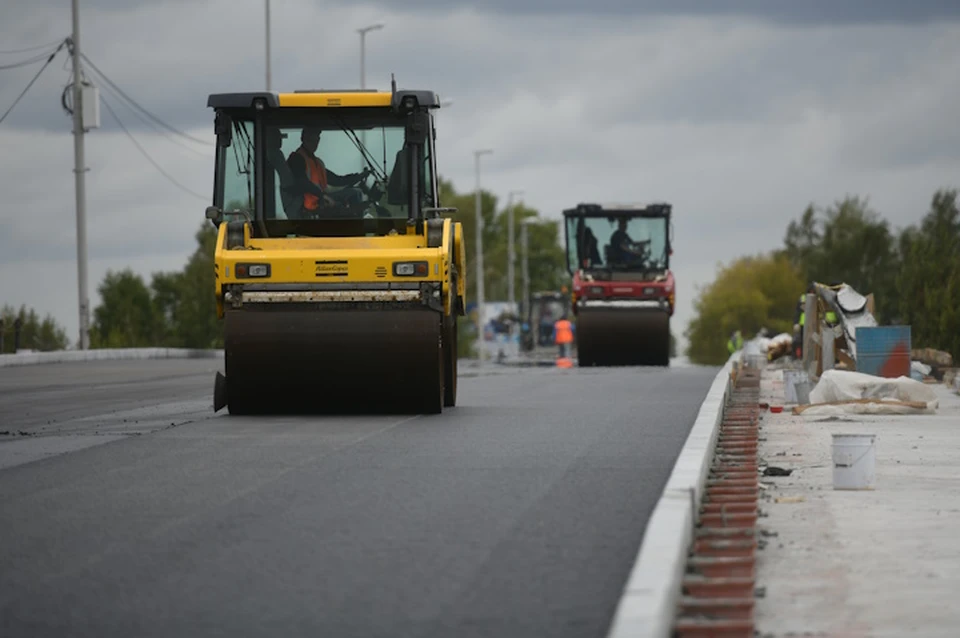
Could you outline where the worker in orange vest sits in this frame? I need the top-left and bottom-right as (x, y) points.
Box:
(553, 314), (575, 359)
(286, 127), (370, 217)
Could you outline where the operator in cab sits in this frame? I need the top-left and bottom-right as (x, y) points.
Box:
(609, 218), (650, 267)
(286, 127), (370, 216)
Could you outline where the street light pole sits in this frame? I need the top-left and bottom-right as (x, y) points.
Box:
(520, 219), (532, 335)
(474, 149), (493, 364)
(357, 23), (384, 89)
(70, 0), (90, 350)
(265, 0), (271, 90)
(506, 190), (524, 310)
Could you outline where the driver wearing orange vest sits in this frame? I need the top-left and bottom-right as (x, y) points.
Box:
(285, 127), (369, 217)
(552, 314), (575, 358)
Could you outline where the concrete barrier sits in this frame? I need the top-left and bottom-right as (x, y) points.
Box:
(0, 348), (224, 368)
(605, 351), (740, 638)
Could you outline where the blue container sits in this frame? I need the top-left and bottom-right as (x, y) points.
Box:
(855, 326), (911, 378)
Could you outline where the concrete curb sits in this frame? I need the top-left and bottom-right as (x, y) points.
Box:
(605, 351), (740, 638)
(0, 348), (224, 368)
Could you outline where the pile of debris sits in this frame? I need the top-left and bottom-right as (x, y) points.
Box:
(910, 347), (955, 383)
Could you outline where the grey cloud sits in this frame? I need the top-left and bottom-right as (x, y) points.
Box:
(17, 0), (960, 24)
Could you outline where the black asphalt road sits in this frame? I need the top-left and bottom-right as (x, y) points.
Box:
(0, 359), (718, 638)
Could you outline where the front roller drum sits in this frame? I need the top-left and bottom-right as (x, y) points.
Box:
(219, 307), (444, 415)
(576, 307), (670, 367)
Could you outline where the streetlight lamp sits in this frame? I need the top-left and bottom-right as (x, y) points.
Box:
(474, 148), (493, 364)
(357, 23), (384, 89)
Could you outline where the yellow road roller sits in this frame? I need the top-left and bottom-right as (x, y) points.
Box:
(205, 81), (466, 414)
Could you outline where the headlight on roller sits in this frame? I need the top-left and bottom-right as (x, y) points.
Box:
(393, 261), (428, 276)
(235, 263), (271, 278)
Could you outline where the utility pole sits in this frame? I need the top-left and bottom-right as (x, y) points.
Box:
(265, 0), (271, 90)
(520, 219), (532, 337)
(506, 190), (524, 310)
(71, 0), (90, 350)
(506, 189), (524, 354)
(473, 149), (493, 364)
(357, 23), (384, 89)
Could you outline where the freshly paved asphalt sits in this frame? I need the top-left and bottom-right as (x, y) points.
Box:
(0, 358), (718, 638)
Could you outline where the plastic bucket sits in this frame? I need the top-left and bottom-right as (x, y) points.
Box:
(783, 370), (809, 403)
(832, 433), (876, 490)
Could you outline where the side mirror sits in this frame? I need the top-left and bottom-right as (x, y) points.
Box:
(214, 111), (233, 148)
(404, 112), (429, 145)
(206, 206), (223, 227)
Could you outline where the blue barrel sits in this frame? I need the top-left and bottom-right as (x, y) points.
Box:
(855, 326), (911, 378)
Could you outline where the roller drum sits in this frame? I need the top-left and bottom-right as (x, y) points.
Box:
(223, 306), (444, 414)
(576, 306), (670, 367)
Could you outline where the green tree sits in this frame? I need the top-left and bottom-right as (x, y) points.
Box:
(783, 196), (899, 322)
(150, 270), (185, 346)
(88, 224), (221, 350)
(166, 224), (222, 348)
(438, 177), (567, 305)
(685, 253), (805, 365)
(438, 178), (567, 359)
(0, 304), (69, 353)
(897, 189), (960, 360)
(90, 270), (162, 348)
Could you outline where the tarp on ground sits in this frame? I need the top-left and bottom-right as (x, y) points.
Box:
(801, 369), (939, 415)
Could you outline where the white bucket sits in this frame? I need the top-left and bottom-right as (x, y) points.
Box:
(832, 433), (876, 490)
(783, 370), (808, 403)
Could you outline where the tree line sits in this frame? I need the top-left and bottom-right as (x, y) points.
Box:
(685, 188), (960, 365)
(0, 305), (69, 353)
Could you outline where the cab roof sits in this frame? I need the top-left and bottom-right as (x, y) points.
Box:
(562, 202), (672, 218)
(206, 89), (440, 110)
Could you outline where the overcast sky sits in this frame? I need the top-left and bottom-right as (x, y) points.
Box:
(2, 0), (959, 351)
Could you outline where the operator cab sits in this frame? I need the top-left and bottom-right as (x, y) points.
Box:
(563, 203), (673, 281)
(206, 86), (443, 238)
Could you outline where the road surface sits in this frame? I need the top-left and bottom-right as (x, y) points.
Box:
(0, 358), (717, 638)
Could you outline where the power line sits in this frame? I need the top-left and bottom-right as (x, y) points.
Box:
(0, 38), (65, 55)
(0, 45), (62, 70)
(80, 53), (210, 147)
(99, 93), (208, 201)
(79, 75), (211, 158)
(0, 41), (65, 126)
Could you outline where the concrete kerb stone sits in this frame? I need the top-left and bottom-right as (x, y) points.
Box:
(605, 351), (740, 638)
(0, 348), (224, 368)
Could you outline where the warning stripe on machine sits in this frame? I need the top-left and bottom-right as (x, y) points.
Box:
(315, 260), (348, 277)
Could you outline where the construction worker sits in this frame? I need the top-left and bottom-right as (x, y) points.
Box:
(553, 314), (575, 359)
(795, 293), (807, 358)
(286, 127), (369, 217)
(727, 330), (743, 354)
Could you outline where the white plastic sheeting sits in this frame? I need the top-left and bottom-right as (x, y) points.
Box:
(803, 369), (939, 415)
(817, 284), (878, 360)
